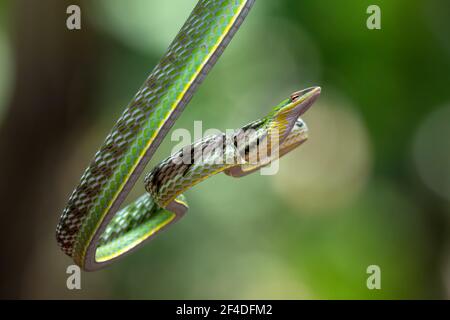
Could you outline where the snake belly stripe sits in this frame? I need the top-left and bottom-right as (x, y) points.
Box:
(56, 0), (256, 271)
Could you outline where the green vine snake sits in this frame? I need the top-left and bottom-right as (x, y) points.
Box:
(56, 0), (321, 271)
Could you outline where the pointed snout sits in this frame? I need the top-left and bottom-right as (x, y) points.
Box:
(290, 86), (321, 99)
(290, 86), (321, 116)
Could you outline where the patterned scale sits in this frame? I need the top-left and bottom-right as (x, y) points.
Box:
(145, 111), (309, 208)
(56, 0), (255, 268)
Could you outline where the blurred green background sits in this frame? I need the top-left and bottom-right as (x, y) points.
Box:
(0, 0), (449, 299)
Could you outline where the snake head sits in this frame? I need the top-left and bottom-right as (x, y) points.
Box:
(225, 87), (320, 178)
(269, 86), (321, 144)
(278, 86), (321, 121)
(289, 86), (321, 116)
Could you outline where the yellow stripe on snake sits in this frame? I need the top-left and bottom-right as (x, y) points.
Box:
(56, 0), (321, 271)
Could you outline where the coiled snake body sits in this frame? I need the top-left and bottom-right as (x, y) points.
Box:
(56, 0), (321, 271)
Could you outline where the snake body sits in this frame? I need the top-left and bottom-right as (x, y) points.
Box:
(56, 0), (320, 271)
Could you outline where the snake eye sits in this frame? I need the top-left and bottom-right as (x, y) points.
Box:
(290, 87), (321, 102)
(290, 93), (300, 102)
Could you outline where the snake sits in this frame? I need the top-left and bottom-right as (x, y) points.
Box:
(56, 0), (321, 271)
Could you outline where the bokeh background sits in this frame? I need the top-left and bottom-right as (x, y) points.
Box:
(0, 0), (449, 299)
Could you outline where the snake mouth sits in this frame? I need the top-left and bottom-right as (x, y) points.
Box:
(274, 86), (320, 148)
(290, 86), (321, 117)
(290, 86), (321, 101)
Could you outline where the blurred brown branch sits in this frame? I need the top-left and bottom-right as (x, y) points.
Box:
(0, 0), (97, 298)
